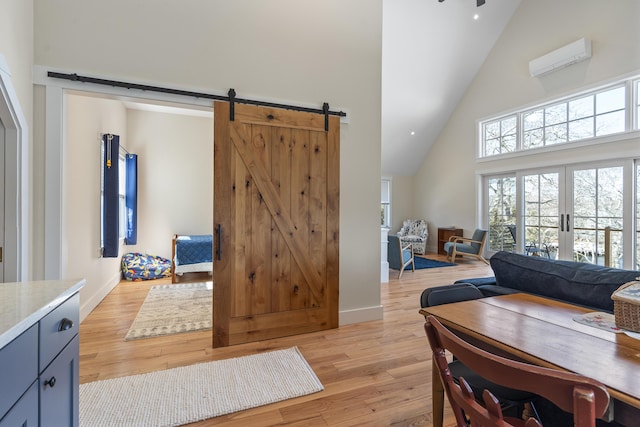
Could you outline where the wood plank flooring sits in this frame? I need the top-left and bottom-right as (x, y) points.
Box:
(79, 255), (493, 426)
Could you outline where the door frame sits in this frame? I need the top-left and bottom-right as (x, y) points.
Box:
(35, 67), (214, 279)
(0, 54), (29, 281)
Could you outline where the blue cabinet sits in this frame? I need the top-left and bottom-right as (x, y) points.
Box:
(0, 291), (80, 427)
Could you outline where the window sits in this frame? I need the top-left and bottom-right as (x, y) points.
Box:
(100, 133), (135, 257)
(636, 80), (640, 130)
(381, 178), (391, 228)
(483, 115), (517, 156)
(480, 79), (637, 159)
(118, 152), (127, 240)
(486, 176), (516, 252)
(636, 161), (640, 270)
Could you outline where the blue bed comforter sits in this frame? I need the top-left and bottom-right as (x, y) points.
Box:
(175, 235), (213, 265)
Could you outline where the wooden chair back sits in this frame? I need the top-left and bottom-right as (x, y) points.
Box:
(424, 315), (610, 427)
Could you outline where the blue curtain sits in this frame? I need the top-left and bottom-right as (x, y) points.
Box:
(125, 154), (138, 245)
(102, 134), (120, 257)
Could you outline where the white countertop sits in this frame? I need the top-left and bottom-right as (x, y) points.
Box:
(0, 279), (86, 347)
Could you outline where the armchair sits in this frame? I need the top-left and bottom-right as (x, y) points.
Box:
(387, 235), (415, 278)
(443, 228), (489, 264)
(396, 219), (428, 255)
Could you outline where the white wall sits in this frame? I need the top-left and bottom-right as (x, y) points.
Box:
(415, 0), (640, 239)
(126, 109), (213, 260)
(34, 0), (383, 323)
(387, 174), (414, 234)
(64, 94), (127, 319)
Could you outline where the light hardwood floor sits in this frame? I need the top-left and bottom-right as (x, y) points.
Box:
(79, 254), (493, 426)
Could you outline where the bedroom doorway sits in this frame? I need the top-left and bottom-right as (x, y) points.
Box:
(212, 101), (340, 347)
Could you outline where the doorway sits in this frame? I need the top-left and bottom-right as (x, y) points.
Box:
(0, 54), (28, 282)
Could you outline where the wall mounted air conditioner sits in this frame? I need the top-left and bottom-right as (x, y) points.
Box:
(529, 38), (592, 77)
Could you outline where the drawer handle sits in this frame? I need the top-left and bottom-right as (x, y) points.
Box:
(58, 318), (74, 332)
(44, 377), (56, 388)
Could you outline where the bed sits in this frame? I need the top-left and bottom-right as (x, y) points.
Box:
(171, 234), (213, 283)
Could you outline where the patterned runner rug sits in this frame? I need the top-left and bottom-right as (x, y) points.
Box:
(80, 347), (323, 427)
(125, 282), (212, 341)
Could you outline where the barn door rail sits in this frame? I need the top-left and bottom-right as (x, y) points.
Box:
(47, 71), (346, 131)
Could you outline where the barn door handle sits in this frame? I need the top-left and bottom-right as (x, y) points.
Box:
(215, 224), (222, 260)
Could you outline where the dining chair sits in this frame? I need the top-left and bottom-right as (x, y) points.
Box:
(424, 315), (610, 427)
(421, 284), (539, 421)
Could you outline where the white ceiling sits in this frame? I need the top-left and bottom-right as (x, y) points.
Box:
(381, 0), (522, 175)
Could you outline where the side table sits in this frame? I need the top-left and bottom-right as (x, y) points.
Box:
(437, 227), (462, 255)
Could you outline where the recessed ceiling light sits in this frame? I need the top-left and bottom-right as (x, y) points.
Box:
(410, 131), (415, 136)
(473, 14), (480, 20)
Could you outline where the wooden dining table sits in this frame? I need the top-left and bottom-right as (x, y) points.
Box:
(419, 293), (640, 427)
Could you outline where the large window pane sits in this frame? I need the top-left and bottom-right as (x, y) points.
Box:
(545, 123), (567, 145)
(569, 117), (594, 141)
(572, 166), (623, 266)
(523, 173), (559, 259)
(483, 116), (517, 156)
(545, 103), (567, 125)
(485, 121), (500, 140)
(596, 110), (625, 136)
(381, 179), (391, 227)
(485, 138), (501, 156)
(636, 81), (640, 130)
(524, 110), (543, 131)
(523, 129), (543, 149)
(568, 95), (594, 120)
(636, 162), (640, 270)
(596, 86), (625, 114)
(487, 176), (516, 252)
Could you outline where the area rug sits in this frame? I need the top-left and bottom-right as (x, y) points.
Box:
(79, 347), (323, 427)
(125, 282), (212, 341)
(413, 256), (456, 269)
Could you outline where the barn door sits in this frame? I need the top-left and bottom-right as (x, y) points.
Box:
(212, 101), (339, 347)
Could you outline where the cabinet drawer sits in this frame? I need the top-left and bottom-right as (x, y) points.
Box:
(40, 334), (79, 427)
(39, 293), (79, 372)
(0, 324), (38, 419)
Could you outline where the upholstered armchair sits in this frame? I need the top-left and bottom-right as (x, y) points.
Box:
(396, 219), (428, 255)
(443, 228), (489, 264)
(387, 235), (415, 279)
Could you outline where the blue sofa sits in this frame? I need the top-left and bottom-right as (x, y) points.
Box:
(455, 251), (639, 313)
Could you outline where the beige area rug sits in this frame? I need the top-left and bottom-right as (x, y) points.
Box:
(125, 282), (212, 341)
(79, 347), (323, 427)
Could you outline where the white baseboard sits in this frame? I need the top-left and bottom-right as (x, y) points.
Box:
(339, 305), (383, 325)
(79, 272), (121, 322)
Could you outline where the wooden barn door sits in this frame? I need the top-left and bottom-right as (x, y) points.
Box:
(212, 101), (339, 347)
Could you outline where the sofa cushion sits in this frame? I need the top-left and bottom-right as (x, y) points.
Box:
(490, 251), (639, 312)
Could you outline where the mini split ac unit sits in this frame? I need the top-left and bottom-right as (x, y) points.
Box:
(529, 38), (592, 77)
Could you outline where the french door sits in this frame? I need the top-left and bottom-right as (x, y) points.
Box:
(488, 160), (634, 268)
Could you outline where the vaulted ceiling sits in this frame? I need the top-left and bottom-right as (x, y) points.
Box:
(381, 0), (522, 175)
